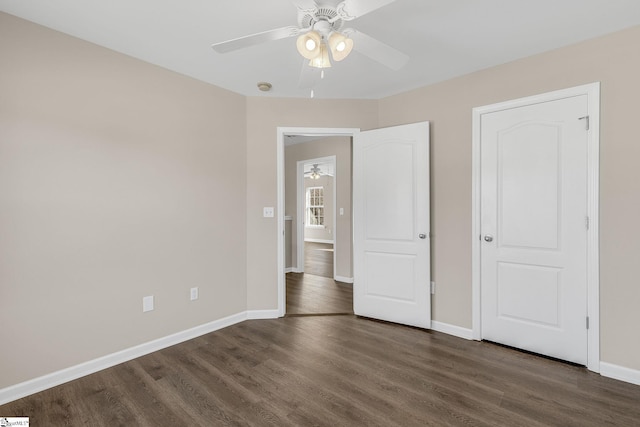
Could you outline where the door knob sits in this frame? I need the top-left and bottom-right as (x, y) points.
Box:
(419, 233), (427, 239)
(484, 235), (493, 242)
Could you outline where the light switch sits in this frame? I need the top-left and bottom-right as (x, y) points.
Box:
(263, 207), (274, 218)
(339, 207), (344, 216)
(143, 295), (154, 312)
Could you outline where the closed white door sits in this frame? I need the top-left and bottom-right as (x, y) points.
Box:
(480, 95), (589, 364)
(353, 122), (431, 328)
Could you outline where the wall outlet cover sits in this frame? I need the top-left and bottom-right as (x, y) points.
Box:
(263, 207), (275, 218)
(143, 295), (154, 312)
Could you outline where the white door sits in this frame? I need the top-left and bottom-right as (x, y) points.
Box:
(480, 95), (589, 364)
(353, 122), (431, 328)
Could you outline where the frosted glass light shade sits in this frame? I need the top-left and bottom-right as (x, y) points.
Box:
(309, 42), (332, 68)
(296, 31), (321, 60)
(329, 32), (353, 62)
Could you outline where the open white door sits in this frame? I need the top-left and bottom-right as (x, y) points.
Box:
(353, 122), (431, 328)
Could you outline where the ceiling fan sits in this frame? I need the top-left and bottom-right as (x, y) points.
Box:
(305, 164), (324, 180)
(211, 0), (409, 73)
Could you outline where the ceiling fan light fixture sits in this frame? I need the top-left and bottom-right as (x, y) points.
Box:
(328, 32), (353, 62)
(309, 42), (332, 69)
(296, 31), (322, 60)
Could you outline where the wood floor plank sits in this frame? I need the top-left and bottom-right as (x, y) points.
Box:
(303, 242), (334, 278)
(2, 316), (640, 426)
(286, 272), (353, 315)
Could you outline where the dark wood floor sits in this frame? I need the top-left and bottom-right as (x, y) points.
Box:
(286, 272), (353, 315)
(288, 240), (353, 315)
(303, 241), (333, 278)
(2, 316), (639, 426)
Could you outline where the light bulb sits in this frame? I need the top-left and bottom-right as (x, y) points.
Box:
(305, 39), (316, 51)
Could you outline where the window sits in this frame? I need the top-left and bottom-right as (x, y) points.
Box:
(306, 186), (324, 227)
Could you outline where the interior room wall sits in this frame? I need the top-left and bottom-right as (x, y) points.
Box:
(0, 13), (247, 389)
(285, 136), (352, 279)
(246, 98), (378, 310)
(378, 25), (640, 372)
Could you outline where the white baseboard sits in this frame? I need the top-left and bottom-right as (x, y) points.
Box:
(335, 276), (354, 284)
(304, 238), (333, 244)
(431, 320), (473, 340)
(600, 362), (640, 386)
(246, 309), (280, 320)
(0, 311), (250, 406)
(284, 267), (295, 273)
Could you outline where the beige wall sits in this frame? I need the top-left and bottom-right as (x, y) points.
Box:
(0, 13), (247, 388)
(246, 98), (378, 310)
(379, 25), (640, 371)
(285, 136), (353, 279)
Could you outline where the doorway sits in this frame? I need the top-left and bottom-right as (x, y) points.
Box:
(280, 130), (357, 316)
(471, 83), (600, 371)
(298, 156), (336, 279)
(278, 124), (432, 328)
(288, 153), (352, 315)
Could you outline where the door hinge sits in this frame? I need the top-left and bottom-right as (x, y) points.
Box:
(586, 316), (590, 329)
(585, 216), (590, 230)
(579, 115), (590, 130)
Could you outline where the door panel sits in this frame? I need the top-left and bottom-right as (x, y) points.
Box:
(499, 124), (560, 249)
(497, 262), (561, 327)
(481, 96), (588, 365)
(353, 122), (430, 329)
(364, 141), (415, 241)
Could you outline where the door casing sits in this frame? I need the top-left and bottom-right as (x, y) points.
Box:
(471, 83), (601, 372)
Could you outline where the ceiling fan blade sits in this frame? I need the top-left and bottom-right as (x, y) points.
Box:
(298, 60), (321, 89)
(212, 26), (300, 53)
(337, 0), (396, 20)
(293, 0), (319, 11)
(348, 30), (409, 71)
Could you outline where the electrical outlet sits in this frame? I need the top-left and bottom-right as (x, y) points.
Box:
(143, 295), (154, 312)
(190, 287), (199, 301)
(430, 281), (435, 295)
(263, 207), (274, 218)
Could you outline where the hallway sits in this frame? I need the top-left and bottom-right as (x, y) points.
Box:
(286, 242), (353, 315)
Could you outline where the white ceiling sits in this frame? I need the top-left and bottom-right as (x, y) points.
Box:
(2, 0), (640, 99)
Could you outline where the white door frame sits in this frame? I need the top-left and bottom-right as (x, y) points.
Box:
(277, 127), (359, 317)
(296, 155), (337, 276)
(471, 82), (600, 372)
